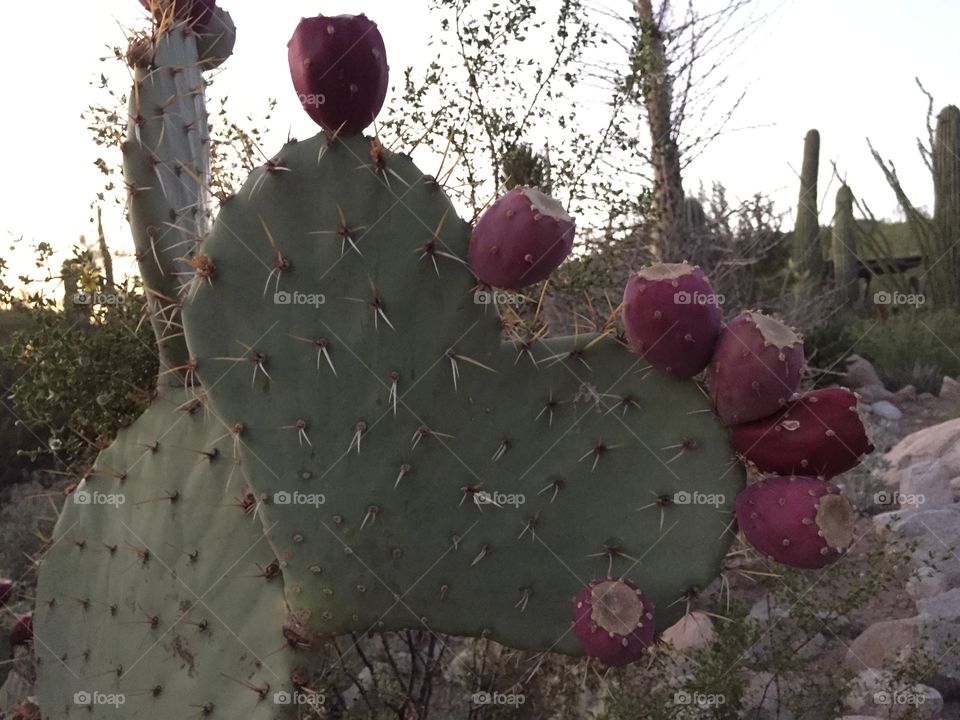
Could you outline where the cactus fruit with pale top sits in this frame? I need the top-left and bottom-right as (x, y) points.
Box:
(734, 475), (856, 569)
(572, 578), (655, 667)
(467, 185), (576, 288)
(708, 310), (805, 425)
(622, 262), (721, 377)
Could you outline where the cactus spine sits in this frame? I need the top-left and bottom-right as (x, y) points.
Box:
(832, 184), (859, 306)
(933, 105), (960, 306)
(792, 129), (823, 281)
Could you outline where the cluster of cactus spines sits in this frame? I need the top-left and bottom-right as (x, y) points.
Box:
(707, 310), (805, 425)
(734, 475), (856, 569)
(832, 184), (859, 306)
(732, 388), (873, 479)
(572, 578), (655, 667)
(288, 14), (389, 135)
(123, 3), (235, 379)
(621, 262), (721, 378)
(34, 390), (306, 719)
(933, 105), (960, 306)
(792, 129), (824, 280)
(467, 186), (576, 288)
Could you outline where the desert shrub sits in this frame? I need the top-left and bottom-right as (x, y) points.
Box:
(806, 308), (960, 393)
(0, 246), (157, 477)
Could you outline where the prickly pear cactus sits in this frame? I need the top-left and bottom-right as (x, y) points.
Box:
(180, 131), (746, 654)
(33, 390), (308, 719)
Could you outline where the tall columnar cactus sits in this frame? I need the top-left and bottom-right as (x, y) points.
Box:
(683, 196), (707, 231)
(832, 184), (859, 306)
(933, 105), (960, 306)
(792, 129), (824, 281)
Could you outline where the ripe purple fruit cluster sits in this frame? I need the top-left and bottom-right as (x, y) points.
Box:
(619, 261), (871, 567)
(564, 261), (873, 667)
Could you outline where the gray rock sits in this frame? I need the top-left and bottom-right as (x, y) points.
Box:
(892, 384), (918, 403)
(845, 354), (885, 389)
(849, 588), (960, 698)
(844, 669), (942, 719)
(942, 376), (960, 401)
(858, 383), (895, 403)
(871, 400), (903, 420)
(908, 565), (948, 602)
(742, 672), (798, 720)
(848, 618), (920, 669)
(900, 460), (953, 510)
(885, 417), (960, 487)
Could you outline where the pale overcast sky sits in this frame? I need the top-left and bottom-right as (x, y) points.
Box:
(1, 0), (955, 283)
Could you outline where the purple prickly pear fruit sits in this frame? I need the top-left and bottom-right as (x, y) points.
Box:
(9, 612), (32, 646)
(288, 14), (389, 135)
(731, 387), (873, 479)
(572, 577), (655, 666)
(467, 186), (576, 289)
(735, 475), (855, 569)
(621, 262), (722, 377)
(0, 579), (12, 605)
(708, 310), (804, 425)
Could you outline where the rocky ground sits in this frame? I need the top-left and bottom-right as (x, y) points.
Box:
(729, 360), (960, 720)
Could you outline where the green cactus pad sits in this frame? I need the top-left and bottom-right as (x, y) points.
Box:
(33, 390), (308, 719)
(182, 133), (746, 655)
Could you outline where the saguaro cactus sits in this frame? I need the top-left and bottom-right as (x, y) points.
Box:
(792, 129), (824, 281)
(933, 105), (960, 306)
(832, 184), (859, 306)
